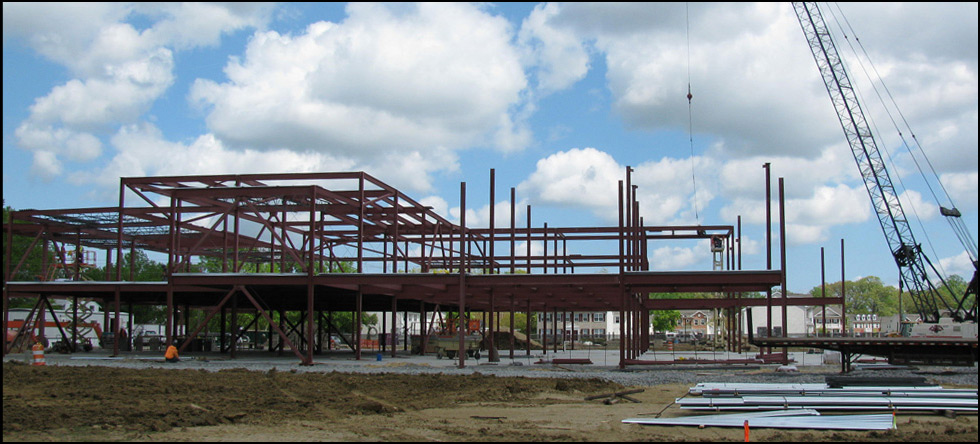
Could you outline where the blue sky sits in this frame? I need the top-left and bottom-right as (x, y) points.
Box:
(3, 3), (977, 294)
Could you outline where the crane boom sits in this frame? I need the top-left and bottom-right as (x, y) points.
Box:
(793, 2), (966, 323)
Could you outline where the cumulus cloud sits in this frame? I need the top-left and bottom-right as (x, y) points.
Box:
(939, 250), (976, 282)
(518, 147), (717, 225)
(940, 171), (979, 212)
(518, 147), (621, 213)
(520, 3), (836, 157)
(514, 2), (977, 168)
(444, 199), (528, 229)
(25, 48), (175, 129)
(68, 123), (354, 199)
(190, 2), (530, 191)
(649, 240), (710, 271)
(5, 2), (272, 182)
(4, 2), (974, 263)
(723, 181), (871, 245)
(516, 142), (881, 248)
(518, 2), (591, 93)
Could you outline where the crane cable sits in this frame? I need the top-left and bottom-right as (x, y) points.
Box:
(686, 2), (701, 225)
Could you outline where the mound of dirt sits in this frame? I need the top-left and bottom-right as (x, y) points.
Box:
(3, 362), (621, 439)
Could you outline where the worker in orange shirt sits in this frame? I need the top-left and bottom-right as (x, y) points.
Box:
(164, 341), (180, 363)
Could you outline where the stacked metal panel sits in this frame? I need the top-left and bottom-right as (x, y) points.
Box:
(680, 382), (978, 413)
(623, 409), (896, 430)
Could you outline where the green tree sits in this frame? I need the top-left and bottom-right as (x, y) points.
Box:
(650, 310), (681, 332)
(935, 274), (972, 315)
(3, 204), (57, 282)
(196, 250), (357, 274)
(82, 250), (166, 282)
(90, 250), (169, 324)
(4, 204), (60, 308)
(809, 276), (899, 316)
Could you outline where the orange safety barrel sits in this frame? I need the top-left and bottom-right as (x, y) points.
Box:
(32, 342), (46, 366)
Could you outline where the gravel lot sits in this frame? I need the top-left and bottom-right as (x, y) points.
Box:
(9, 348), (976, 388)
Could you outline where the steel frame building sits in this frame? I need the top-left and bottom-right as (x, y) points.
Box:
(4, 169), (838, 368)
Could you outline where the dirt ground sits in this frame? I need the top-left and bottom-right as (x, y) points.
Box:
(3, 361), (977, 442)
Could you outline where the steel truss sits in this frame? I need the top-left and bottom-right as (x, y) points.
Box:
(5, 169), (831, 367)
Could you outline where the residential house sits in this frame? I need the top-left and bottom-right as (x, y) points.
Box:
(849, 312), (881, 337)
(677, 310), (712, 341)
(537, 311), (608, 342)
(805, 305), (843, 336)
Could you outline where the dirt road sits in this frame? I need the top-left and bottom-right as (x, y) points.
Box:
(3, 362), (976, 441)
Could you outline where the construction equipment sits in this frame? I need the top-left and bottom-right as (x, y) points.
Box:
(410, 312), (484, 358)
(793, 2), (978, 327)
(429, 334), (482, 360)
(4, 299), (125, 353)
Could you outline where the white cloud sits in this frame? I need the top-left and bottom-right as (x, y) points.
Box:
(190, 2), (529, 192)
(26, 49), (175, 129)
(941, 171), (979, 212)
(6, 2), (271, 184)
(523, 3), (836, 157)
(649, 240), (710, 271)
(722, 181), (871, 246)
(137, 3), (273, 51)
(515, 2), (977, 170)
(718, 148), (856, 201)
(30, 150), (62, 181)
(68, 123), (354, 197)
(447, 199), (528, 229)
(939, 250), (976, 282)
(741, 184), (872, 245)
(3, 3), (133, 73)
(518, 147), (621, 214)
(15, 124), (103, 163)
(785, 223), (827, 245)
(787, 185), (870, 226)
(3, 3), (271, 76)
(518, 2), (591, 93)
(519, 147), (718, 225)
(898, 189), (938, 223)
(633, 156), (718, 226)
(419, 196), (450, 223)
(736, 235), (761, 257)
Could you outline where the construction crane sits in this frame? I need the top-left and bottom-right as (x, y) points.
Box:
(793, 2), (977, 324)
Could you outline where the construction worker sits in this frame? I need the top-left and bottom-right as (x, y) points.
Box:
(164, 341), (180, 363)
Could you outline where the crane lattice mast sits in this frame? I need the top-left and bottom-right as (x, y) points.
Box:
(793, 2), (962, 323)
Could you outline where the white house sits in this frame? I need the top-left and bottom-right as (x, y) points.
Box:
(741, 305), (809, 338)
(537, 311), (608, 341)
(805, 305), (843, 336)
(366, 311), (422, 345)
